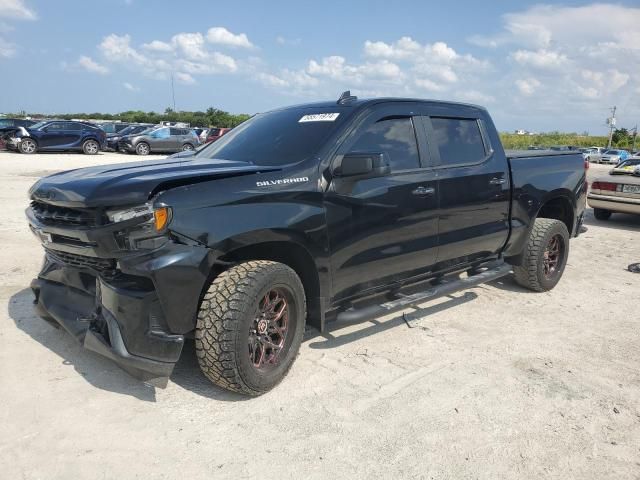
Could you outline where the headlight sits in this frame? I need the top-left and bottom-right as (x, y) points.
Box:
(107, 203), (153, 223)
(106, 204), (172, 232)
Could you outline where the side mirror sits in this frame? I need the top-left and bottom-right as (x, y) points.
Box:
(335, 152), (390, 178)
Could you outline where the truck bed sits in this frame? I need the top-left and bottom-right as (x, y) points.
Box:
(506, 150), (580, 159)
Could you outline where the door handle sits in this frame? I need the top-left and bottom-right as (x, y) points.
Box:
(411, 186), (435, 196)
(489, 177), (506, 185)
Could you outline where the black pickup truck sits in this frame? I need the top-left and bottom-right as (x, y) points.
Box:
(26, 93), (586, 395)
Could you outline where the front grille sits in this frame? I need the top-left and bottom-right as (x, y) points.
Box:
(45, 248), (116, 275)
(31, 201), (101, 227)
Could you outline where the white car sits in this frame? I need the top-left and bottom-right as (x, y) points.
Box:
(583, 146), (605, 163)
(588, 166), (640, 219)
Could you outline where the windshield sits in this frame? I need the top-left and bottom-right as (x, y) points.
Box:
(195, 107), (351, 166)
(617, 159), (640, 168)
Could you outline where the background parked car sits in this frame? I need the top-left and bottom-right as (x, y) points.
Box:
(118, 126), (200, 155)
(583, 146), (606, 163)
(105, 123), (154, 151)
(609, 158), (640, 175)
(588, 168), (640, 219)
(98, 122), (133, 134)
(599, 149), (629, 165)
(204, 127), (232, 144)
(0, 118), (36, 137)
(6, 120), (106, 154)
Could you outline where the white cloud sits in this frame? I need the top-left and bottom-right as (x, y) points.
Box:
(307, 56), (403, 84)
(0, 0), (36, 20)
(511, 49), (567, 69)
(171, 32), (207, 60)
(0, 36), (15, 57)
(206, 27), (253, 48)
(142, 39), (173, 52)
(0, 0), (35, 60)
(174, 72), (195, 85)
(123, 82), (139, 91)
(96, 31), (240, 82)
(515, 78), (541, 96)
(78, 55), (109, 74)
(258, 68), (319, 89)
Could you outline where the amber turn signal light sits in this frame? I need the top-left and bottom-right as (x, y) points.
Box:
(153, 207), (170, 232)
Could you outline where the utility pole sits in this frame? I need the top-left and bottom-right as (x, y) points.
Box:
(171, 73), (176, 112)
(632, 125), (638, 152)
(607, 106), (616, 148)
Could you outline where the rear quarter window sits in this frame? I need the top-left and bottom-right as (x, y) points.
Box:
(430, 117), (486, 166)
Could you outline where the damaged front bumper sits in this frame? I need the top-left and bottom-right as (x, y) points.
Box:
(31, 276), (180, 386)
(27, 206), (214, 387)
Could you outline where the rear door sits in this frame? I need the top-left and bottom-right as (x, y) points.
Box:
(168, 128), (183, 151)
(150, 127), (172, 151)
(423, 114), (510, 267)
(325, 103), (439, 301)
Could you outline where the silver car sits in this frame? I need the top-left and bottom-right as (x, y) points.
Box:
(118, 126), (200, 155)
(599, 149), (628, 165)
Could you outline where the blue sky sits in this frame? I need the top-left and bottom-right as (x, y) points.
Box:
(1, 0), (639, 134)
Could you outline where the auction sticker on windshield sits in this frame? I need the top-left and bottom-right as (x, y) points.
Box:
(299, 113), (340, 122)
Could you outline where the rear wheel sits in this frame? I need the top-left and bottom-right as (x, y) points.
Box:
(195, 260), (306, 395)
(513, 218), (570, 292)
(19, 138), (37, 154)
(593, 208), (612, 220)
(182, 143), (194, 151)
(82, 139), (99, 155)
(135, 142), (150, 155)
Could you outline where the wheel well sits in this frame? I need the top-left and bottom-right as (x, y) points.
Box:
(216, 241), (321, 326)
(537, 197), (574, 235)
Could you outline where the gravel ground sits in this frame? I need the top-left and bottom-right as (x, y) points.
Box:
(1, 151), (639, 479)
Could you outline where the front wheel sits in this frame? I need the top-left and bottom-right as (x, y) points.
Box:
(135, 142), (150, 155)
(195, 260), (306, 395)
(19, 138), (37, 154)
(82, 139), (99, 155)
(513, 218), (570, 292)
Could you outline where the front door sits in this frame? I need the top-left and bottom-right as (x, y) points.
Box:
(325, 105), (439, 302)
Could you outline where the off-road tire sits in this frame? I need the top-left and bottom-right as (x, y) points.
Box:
(513, 218), (570, 292)
(195, 260), (306, 395)
(593, 208), (612, 220)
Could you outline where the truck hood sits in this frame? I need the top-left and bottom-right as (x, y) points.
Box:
(29, 157), (279, 208)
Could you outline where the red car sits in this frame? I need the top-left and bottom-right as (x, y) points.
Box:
(203, 127), (231, 144)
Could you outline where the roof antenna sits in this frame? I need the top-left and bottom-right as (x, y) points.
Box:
(337, 90), (358, 105)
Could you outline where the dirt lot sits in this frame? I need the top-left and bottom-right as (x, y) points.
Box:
(1, 151), (639, 479)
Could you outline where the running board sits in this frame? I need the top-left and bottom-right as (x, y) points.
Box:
(335, 262), (512, 324)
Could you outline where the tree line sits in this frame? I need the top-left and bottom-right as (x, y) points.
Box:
(10, 107), (251, 128)
(500, 129), (636, 150)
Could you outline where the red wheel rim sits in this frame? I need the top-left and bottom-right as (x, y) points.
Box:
(543, 234), (564, 278)
(248, 288), (290, 370)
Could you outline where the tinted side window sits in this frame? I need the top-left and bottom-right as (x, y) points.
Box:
(430, 117), (486, 166)
(45, 123), (66, 131)
(170, 128), (181, 136)
(65, 122), (82, 131)
(349, 117), (420, 171)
